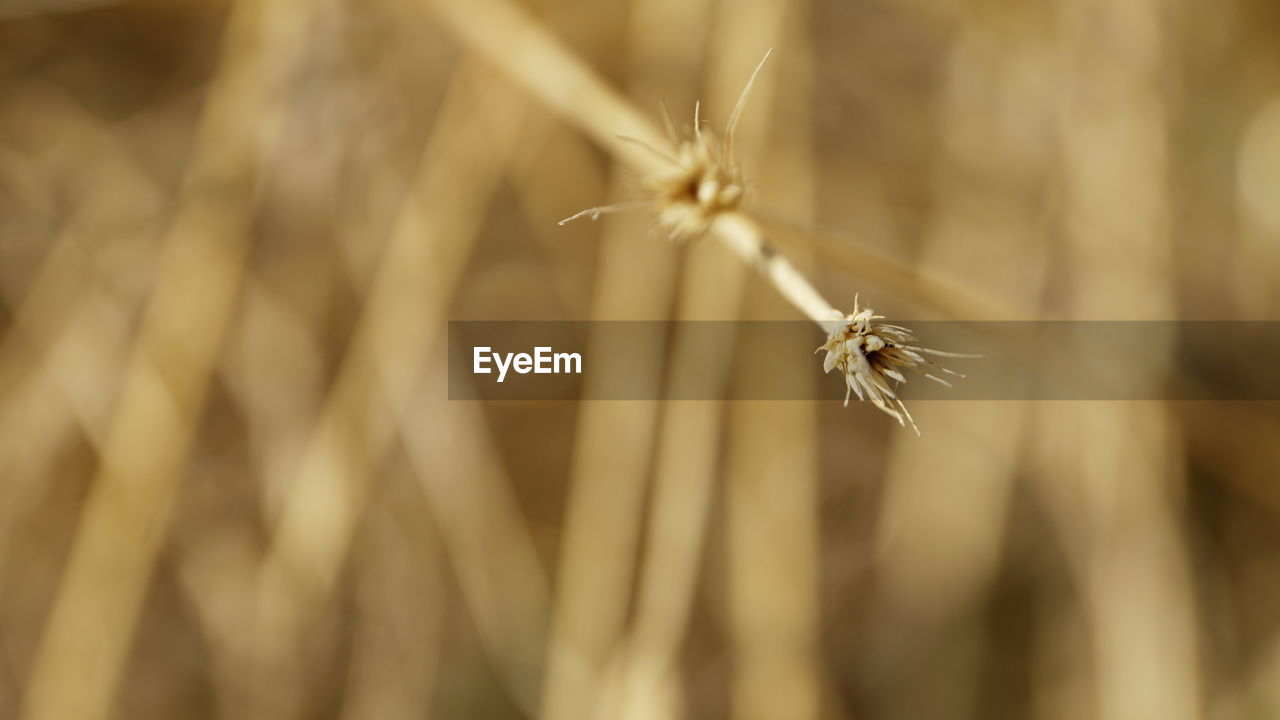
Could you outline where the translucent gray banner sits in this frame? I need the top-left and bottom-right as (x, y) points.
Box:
(447, 322), (1280, 401)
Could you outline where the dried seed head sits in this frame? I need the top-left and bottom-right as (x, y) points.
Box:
(818, 296), (973, 435)
(645, 122), (747, 237)
(559, 50), (771, 238)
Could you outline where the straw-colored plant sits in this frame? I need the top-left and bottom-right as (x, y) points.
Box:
(429, 0), (975, 432)
(556, 52), (973, 433)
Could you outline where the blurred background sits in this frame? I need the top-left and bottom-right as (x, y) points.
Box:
(2, 0), (1280, 718)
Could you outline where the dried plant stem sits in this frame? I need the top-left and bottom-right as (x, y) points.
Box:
(338, 481), (446, 720)
(861, 10), (1052, 710)
(608, 9), (791, 719)
(243, 61), (531, 717)
(20, 1), (309, 718)
(433, 0), (1022, 328)
(535, 0), (711, 716)
(0, 91), (160, 576)
(723, 8), (824, 716)
(713, 211), (842, 331)
(1032, 3), (1199, 719)
(427, 0), (842, 333)
(429, 0), (980, 438)
(408, 360), (550, 712)
(428, 0), (670, 173)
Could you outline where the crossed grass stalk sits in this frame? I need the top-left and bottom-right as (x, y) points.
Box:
(431, 0), (976, 434)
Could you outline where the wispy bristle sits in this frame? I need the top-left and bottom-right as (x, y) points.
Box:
(723, 48), (773, 162)
(557, 201), (648, 225)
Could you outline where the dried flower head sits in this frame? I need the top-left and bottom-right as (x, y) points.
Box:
(818, 296), (973, 435)
(559, 50), (771, 239)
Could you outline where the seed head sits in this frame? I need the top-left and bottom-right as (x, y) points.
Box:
(559, 50), (771, 239)
(818, 296), (972, 435)
(644, 108), (747, 237)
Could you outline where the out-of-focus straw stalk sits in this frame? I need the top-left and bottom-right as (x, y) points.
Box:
(240, 59), (540, 718)
(1032, 3), (1200, 720)
(721, 5), (824, 718)
(604, 4), (795, 719)
(534, 0), (710, 717)
(19, 1), (310, 719)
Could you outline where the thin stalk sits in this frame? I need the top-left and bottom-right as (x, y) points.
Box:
(427, 0), (843, 332)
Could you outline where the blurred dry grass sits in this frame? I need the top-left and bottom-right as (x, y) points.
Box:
(2, 0), (1280, 719)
